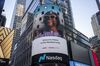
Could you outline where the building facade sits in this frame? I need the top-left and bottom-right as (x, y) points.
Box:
(90, 0), (100, 65)
(10, 0), (26, 65)
(91, 11), (100, 38)
(0, 27), (14, 66)
(10, 0), (95, 66)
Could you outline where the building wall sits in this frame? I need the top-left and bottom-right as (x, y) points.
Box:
(14, 13), (33, 66)
(91, 11), (100, 65)
(11, 0), (94, 66)
(0, 15), (6, 26)
(89, 36), (100, 65)
(10, 0), (26, 66)
(91, 11), (100, 38)
(0, 27), (14, 59)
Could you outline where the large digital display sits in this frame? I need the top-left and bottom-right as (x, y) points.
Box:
(92, 50), (99, 66)
(71, 42), (91, 64)
(70, 61), (90, 66)
(32, 36), (68, 56)
(32, 53), (69, 64)
(33, 11), (64, 39)
(32, 4), (68, 64)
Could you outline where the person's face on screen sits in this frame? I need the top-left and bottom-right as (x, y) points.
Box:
(48, 14), (57, 27)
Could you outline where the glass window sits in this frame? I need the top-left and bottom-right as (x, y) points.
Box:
(52, 6), (54, 9)
(38, 8), (40, 11)
(97, 12), (100, 25)
(42, 11), (44, 14)
(44, 0), (52, 4)
(39, 17), (42, 21)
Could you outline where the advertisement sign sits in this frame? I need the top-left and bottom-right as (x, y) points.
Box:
(32, 5), (68, 64)
(92, 50), (99, 66)
(71, 42), (91, 64)
(70, 61), (90, 66)
(32, 36), (68, 56)
(32, 53), (69, 64)
(33, 11), (64, 39)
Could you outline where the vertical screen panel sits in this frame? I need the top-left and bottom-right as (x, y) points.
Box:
(71, 42), (91, 64)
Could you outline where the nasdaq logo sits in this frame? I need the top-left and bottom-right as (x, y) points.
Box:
(38, 54), (46, 62)
(38, 54), (62, 63)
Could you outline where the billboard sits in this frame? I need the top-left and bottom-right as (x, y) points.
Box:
(70, 42), (91, 64)
(32, 4), (68, 64)
(32, 9), (67, 56)
(33, 11), (64, 39)
(32, 53), (69, 64)
(70, 61), (90, 66)
(91, 50), (99, 66)
(0, 27), (14, 59)
(32, 36), (68, 56)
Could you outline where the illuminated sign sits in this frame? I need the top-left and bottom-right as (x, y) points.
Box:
(32, 36), (68, 56)
(32, 4), (68, 65)
(70, 61), (90, 66)
(32, 53), (69, 64)
(38, 54), (62, 62)
(0, 27), (14, 59)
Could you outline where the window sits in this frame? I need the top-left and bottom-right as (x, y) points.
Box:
(39, 17), (42, 21)
(38, 8), (40, 11)
(57, 12), (59, 15)
(37, 25), (40, 28)
(59, 8), (61, 12)
(97, 12), (100, 25)
(52, 6), (54, 9)
(42, 11), (44, 14)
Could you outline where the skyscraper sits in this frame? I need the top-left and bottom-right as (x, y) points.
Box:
(90, 0), (100, 65)
(11, 0), (94, 66)
(10, 0), (26, 66)
(91, 11), (100, 38)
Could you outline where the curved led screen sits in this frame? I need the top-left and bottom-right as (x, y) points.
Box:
(32, 36), (68, 56)
(32, 4), (68, 64)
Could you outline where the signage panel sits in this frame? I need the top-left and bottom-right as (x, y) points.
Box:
(32, 53), (69, 64)
(32, 36), (68, 56)
(70, 61), (90, 66)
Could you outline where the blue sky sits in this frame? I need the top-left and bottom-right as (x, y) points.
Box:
(4, 0), (98, 38)
(71, 0), (98, 37)
(4, 0), (16, 28)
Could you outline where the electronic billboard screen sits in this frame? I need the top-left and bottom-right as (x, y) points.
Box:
(70, 61), (90, 66)
(71, 42), (91, 65)
(32, 4), (68, 65)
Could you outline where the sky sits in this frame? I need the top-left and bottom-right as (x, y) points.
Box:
(4, 0), (16, 28)
(3, 0), (98, 38)
(71, 0), (98, 38)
